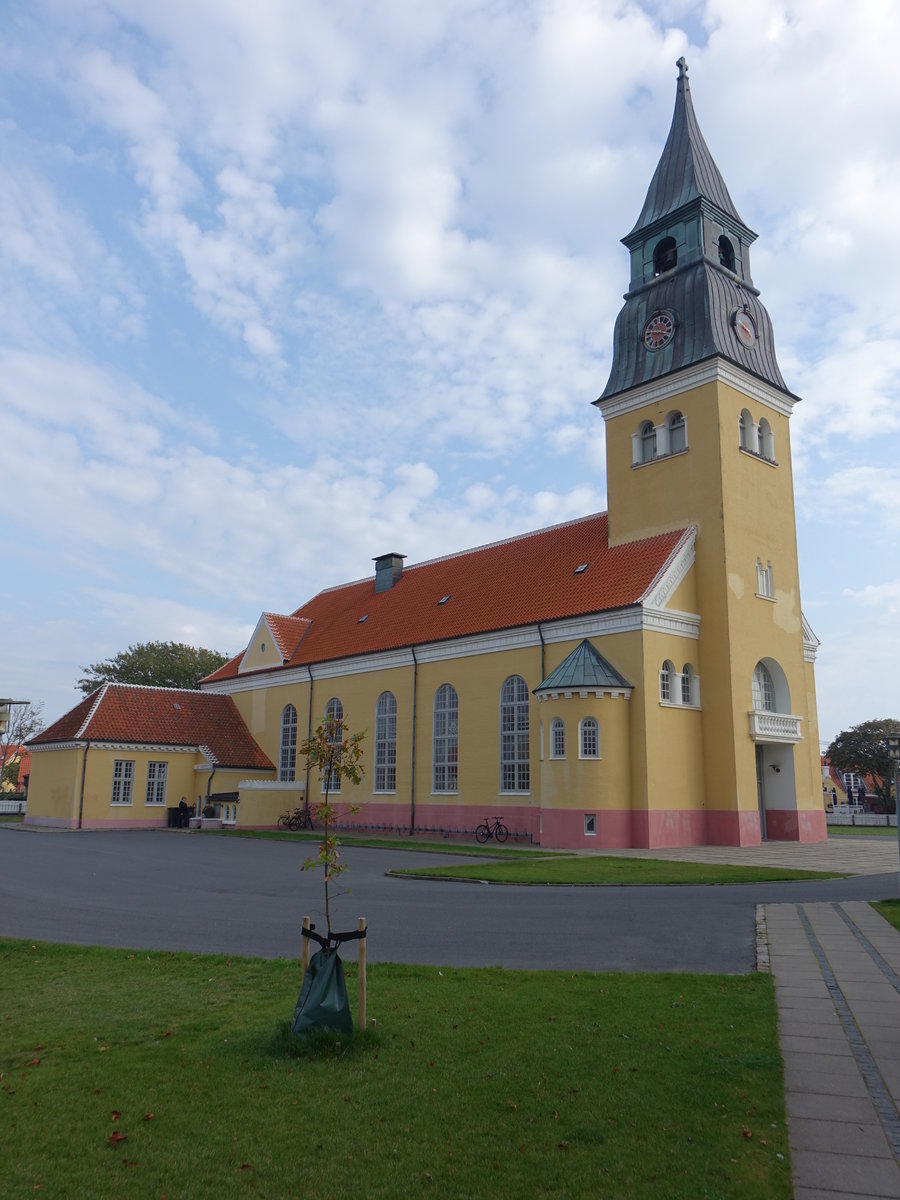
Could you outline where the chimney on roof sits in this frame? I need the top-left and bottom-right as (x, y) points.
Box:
(374, 553), (406, 593)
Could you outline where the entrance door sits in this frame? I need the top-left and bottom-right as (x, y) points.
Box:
(755, 745), (768, 840)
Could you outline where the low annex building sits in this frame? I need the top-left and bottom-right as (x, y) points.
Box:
(27, 61), (825, 848)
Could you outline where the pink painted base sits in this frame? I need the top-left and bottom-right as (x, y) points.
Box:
(765, 808), (827, 843)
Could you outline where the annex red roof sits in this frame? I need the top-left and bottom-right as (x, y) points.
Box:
(204, 512), (691, 685)
(31, 684), (274, 771)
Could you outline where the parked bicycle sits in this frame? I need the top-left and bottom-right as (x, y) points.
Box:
(475, 815), (509, 844)
(277, 806), (314, 832)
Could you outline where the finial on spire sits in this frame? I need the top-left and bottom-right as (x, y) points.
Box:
(677, 57), (689, 80)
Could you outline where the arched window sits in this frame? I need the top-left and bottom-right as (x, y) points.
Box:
(640, 421), (657, 463)
(681, 664), (698, 706)
(279, 704), (297, 782)
(752, 664), (776, 713)
(500, 675), (530, 792)
(739, 408), (754, 452)
(580, 717), (600, 758)
(653, 236), (677, 276)
(323, 697), (343, 792)
(718, 234), (736, 272)
(667, 410), (686, 453)
(659, 661), (676, 703)
(375, 691), (397, 792)
(433, 684), (458, 792)
(550, 718), (566, 760)
(758, 418), (775, 461)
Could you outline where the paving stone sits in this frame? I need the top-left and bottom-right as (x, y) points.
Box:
(790, 1150), (900, 1197)
(788, 1116), (893, 1157)
(784, 1067), (869, 1099)
(785, 1091), (880, 1124)
(783, 1050), (866, 1079)
(780, 1034), (855, 1057)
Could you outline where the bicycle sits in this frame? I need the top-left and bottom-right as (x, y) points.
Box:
(277, 806), (315, 832)
(475, 815), (509, 844)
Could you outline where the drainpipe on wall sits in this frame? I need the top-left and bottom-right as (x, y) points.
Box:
(76, 740), (90, 829)
(537, 622), (546, 683)
(409, 646), (419, 836)
(205, 763), (217, 812)
(304, 666), (314, 821)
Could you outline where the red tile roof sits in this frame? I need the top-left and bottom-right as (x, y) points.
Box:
(262, 613), (311, 662)
(205, 512), (690, 684)
(31, 685), (274, 770)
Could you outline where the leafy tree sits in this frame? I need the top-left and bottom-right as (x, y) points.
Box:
(300, 716), (366, 937)
(77, 641), (230, 695)
(825, 718), (900, 811)
(0, 700), (44, 794)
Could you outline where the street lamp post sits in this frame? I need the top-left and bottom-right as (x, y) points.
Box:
(888, 736), (900, 891)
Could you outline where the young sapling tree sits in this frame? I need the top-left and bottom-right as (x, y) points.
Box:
(300, 716), (366, 937)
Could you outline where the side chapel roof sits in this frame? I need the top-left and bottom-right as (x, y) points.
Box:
(31, 684), (274, 770)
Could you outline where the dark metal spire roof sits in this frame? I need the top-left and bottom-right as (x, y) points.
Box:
(627, 58), (745, 241)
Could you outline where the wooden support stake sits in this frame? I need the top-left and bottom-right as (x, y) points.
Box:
(301, 916), (310, 979)
(358, 916), (367, 1028)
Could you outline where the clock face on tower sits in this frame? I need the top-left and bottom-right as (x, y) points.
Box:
(732, 309), (757, 348)
(642, 310), (676, 351)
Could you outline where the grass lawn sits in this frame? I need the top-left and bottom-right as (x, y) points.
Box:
(388, 855), (841, 886)
(1, 939), (790, 1199)
(828, 824), (897, 838)
(871, 899), (900, 932)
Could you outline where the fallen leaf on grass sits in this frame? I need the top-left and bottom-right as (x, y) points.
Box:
(557, 1141), (569, 1151)
(121, 1159), (138, 1167)
(110, 1111), (121, 1121)
(741, 1128), (753, 1140)
(109, 1132), (128, 1147)
(143, 1113), (155, 1121)
(27, 1059), (41, 1067)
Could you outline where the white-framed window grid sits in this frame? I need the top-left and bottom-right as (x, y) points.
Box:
(279, 703), (297, 782)
(111, 759), (134, 805)
(375, 691), (398, 792)
(580, 717), (600, 759)
(145, 760), (168, 805)
(550, 718), (566, 760)
(323, 698), (343, 792)
(500, 675), (530, 792)
(756, 558), (774, 599)
(433, 683), (459, 792)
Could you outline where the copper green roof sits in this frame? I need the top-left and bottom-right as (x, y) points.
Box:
(535, 640), (631, 693)
(627, 57), (746, 241)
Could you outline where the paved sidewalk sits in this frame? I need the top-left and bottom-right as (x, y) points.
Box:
(600, 837), (900, 877)
(765, 900), (900, 1198)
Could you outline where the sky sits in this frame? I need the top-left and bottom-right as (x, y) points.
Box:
(1, 0), (898, 747)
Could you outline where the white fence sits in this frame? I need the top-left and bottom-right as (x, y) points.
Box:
(827, 811), (896, 828)
(0, 797), (27, 815)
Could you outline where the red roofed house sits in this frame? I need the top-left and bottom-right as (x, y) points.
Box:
(26, 63), (824, 845)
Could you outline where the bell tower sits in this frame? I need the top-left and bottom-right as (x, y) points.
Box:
(595, 60), (824, 844)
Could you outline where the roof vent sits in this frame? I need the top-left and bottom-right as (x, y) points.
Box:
(574, 563), (589, 574)
(358, 614), (368, 623)
(438, 595), (451, 605)
(374, 553), (406, 594)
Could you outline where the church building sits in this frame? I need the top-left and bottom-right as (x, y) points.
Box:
(27, 62), (824, 847)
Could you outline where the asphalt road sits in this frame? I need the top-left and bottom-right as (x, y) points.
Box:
(1, 829), (896, 973)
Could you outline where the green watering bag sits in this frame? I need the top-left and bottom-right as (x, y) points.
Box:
(292, 948), (353, 1036)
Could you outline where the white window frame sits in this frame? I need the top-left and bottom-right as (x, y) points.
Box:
(500, 675), (530, 793)
(375, 691), (398, 793)
(756, 558), (774, 599)
(752, 663), (776, 713)
(323, 698), (343, 793)
(550, 717), (566, 760)
(111, 759), (134, 805)
(145, 760), (168, 806)
(579, 717), (600, 759)
(659, 661), (676, 704)
(433, 683), (459, 793)
(279, 704), (297, 782)
(680, 664), (700, 707)
(584, 813), (597, 836)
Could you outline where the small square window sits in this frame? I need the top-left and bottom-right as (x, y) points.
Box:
(584, 813), (597, 836)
